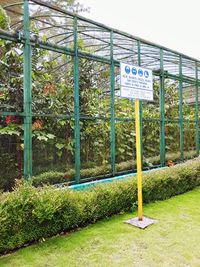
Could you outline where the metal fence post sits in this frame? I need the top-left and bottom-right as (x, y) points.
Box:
(110, 30), (116, 176)
(160, 48), (165, 166)
(195, 62), (199, 156)
(73, 16), (81, 183)
(179, 55), (184, 160)
(23, 0), (32, 180)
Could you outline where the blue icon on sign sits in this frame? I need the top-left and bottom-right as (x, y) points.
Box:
(125, 66), (130, 74)
(144, 70), (149, 78)
(132, 67), (137, 75)
(138, 69), (143, 77)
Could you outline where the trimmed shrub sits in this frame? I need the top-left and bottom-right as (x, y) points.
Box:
(32, 170), (75, 186)
(1, 157), (200, 254)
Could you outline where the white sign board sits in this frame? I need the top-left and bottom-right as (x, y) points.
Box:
(120, 63), (153, 101)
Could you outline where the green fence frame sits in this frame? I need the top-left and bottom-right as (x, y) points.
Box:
(0, 0), (200, 183)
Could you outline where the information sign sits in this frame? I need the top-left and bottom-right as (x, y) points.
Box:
(120, 63), (153, 101)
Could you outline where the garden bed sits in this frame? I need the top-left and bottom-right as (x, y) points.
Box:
(0, 156), (200, 254)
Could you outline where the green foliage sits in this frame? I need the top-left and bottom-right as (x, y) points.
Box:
(32, 171), (74, 186)
(0, 6), (10, 30)
(1, 158), (200, 254)
(32, 150), (196, 187)
(0, 153), (19, 192)
(0, 6), (198, 193)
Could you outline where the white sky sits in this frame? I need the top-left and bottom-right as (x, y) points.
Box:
(80, 0), (200, 60)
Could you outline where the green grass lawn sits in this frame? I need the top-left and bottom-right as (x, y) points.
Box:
(1, 187), (200, 267)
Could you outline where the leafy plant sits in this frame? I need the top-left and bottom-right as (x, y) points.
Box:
(1, 157), (200, 254)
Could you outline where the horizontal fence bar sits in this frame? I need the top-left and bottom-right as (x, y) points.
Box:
(0, 112), (197, 124)
(0, 111), (24, 116)
(0, 30), (18, 42)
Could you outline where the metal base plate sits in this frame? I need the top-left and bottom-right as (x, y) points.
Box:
(125, 216), (158, 229)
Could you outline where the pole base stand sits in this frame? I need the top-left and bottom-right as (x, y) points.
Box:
(125, 216), (158, 229)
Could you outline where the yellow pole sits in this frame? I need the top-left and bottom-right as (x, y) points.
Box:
(135, 99), (143, 221)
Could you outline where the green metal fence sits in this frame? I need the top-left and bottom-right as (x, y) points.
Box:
(0, 0), (200, 189)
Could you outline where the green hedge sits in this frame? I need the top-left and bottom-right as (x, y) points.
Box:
(1, 157), (200, 254)
(32, 150), (196, 187)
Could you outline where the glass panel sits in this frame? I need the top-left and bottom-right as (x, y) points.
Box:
(32, 49), (74, 116)
(163, 51), (179, 76)
(0, 42), (23, 112)
(0, 1), (23, 31)
(143, 80), (160, 119)
(165, 123), (180, 163)
(78, 20), (110, 59)
(32, 117), (75, 184)
(79, 60), (110, 118)
(143, 121), (160, 167)
(182, 82), (196, 120)
(29, 1), (74, 48)
(115, 120), (136, 173)
(80, 119), (111, 179)
(0, 115), (23, 191)
(184, 122), (196, 159)
(140, 43), (160, 71)
(165, 79), (179, 120)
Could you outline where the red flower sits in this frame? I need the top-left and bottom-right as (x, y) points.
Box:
(5, 116), (17, 125)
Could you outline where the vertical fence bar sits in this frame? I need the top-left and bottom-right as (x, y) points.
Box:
(160, 48), (165, 166)
(110, 30), (116, 176)
(195, 62), (199, 156)
(137, 40), (143, 165)
(179, 55), (184, 160)
(23, 0), (32, 180)
(73, 16), (80, 183)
